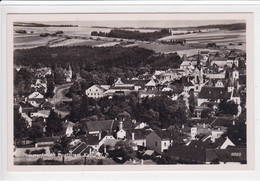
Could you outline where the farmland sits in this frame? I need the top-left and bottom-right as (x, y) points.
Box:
(13, 25), (246, 54)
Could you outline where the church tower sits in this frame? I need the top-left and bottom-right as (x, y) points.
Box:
(193, 51), (204, 93)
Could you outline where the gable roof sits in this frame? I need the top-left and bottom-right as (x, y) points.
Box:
(41, 101), (54, 108)
(112, 120), (133, 131)
(198, 87), (231, 100)
(126, 129), (152, 140)
(213, 57), (226, 62)
(85, 119), (114, 132)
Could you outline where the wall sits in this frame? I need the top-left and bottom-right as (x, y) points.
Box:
(146, 131), (162, 154)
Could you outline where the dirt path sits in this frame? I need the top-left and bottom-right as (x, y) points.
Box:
(50, 83), (73, 105)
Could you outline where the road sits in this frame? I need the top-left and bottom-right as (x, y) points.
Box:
(50, 83), (73, 105)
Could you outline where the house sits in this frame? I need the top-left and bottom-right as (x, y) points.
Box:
(230, 89), (241, 105)
(226, 56), (236, 67)
(84, 119), (133, 135)
(139, 89), (160, 98)
(193, 106), (211, 118)
(30, 109), (50, 118)
(211, 57), (227, 67)
(62, 120), (75, 137)
(27, 98), (45, 108)
(27, 91), (45, 107)
(103, 86), (134, 97)
(34, 136), (60, 148)
(32, 79), (47, 93)
(166, 136), (236, 164)
(114, 78), (134, 88)
(126, 129), (152, 147)
(146, 130), (177, 154)
(144, 79), (157, 90)
(85, 85), (107, 99)
(35, 67), (52, 78)
(133, 122), (148, 129)
(85, 119), (115, 134)
(20, 102), (34, 114)
(197, 87), (232, 106)
(64, 65), (72, 82)
(190, 123), (211, 140)
(116, 121), (126, 139)
(28, 91), (44, 99)
(205, 72), (226, 79)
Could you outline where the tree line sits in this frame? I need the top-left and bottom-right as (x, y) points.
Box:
(91, 28), (171, 41)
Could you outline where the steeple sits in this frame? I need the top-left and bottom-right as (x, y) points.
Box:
(196, 51), (201, 70)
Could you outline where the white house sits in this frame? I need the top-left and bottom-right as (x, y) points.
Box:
(85, 85), (107, 99)
(28, 91), (44, 99)
(116, 121), (126, 139)
(145, 79), (156, 90)
(62, 121), (75, 137)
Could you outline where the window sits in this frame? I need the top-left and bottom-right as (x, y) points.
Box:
(96, 89), (98, 92)
(155, 142), (157, 146)
(164, 142), (166, 147)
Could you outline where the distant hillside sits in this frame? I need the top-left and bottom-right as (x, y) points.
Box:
(173, 23), (246, 31)
(14, 22), (78, 27)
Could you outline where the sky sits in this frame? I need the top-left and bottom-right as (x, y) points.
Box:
(31, 20), (245, 28)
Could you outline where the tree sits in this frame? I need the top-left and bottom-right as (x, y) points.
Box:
(14, 107), (28, 145)
(28, 121), (44, 142)
(51, 135), (70, 164)
(45, 81), (55, 98)
(46, 110), (62, 137)
(188, 90), (196, 114)
(218, 100), (238, 115)
(112, 141), (136, 163)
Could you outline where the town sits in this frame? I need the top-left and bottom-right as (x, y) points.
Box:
(13, 24), (247, 165)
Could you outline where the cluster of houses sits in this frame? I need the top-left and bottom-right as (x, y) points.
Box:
(18, 115), (245, 164)
(86, 49), (245, 118)
(14, 48), (246, 164)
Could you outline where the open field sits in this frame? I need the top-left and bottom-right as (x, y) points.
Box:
(14, 25), (246, 53)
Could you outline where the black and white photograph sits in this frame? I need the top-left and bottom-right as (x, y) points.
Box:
(10, 13), (252, 168)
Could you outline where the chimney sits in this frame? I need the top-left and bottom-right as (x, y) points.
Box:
(119, 121), (123, 130)
(132, 132), (135, 140)
(203, 123), (206, 128)
(104, 146), (107, 154)
(233, 120), (236, 126)
(182, 124), (185, 129)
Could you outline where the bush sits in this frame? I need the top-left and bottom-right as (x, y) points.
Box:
(30, 149), (46, 155)
(36, 158), (44, 165)
(25, 149), (31, 154)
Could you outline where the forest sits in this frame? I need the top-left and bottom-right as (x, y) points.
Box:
(91, 28), (171, 41)
(14, 46), (182, 89)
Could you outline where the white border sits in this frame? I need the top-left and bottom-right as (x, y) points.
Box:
(1, 1), (260, 181)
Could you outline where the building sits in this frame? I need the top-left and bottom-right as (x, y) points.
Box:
(146, 130), (181, 154)
(211, 57), (227, 67)
(62, 120), (75, 137)
(85, 85), (108, 99)
(197, 87), (232, 106)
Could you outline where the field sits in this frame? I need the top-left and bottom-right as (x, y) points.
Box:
(14, 25), (246, 55)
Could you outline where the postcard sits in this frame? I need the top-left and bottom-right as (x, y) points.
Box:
(6, 13), (254, 172)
